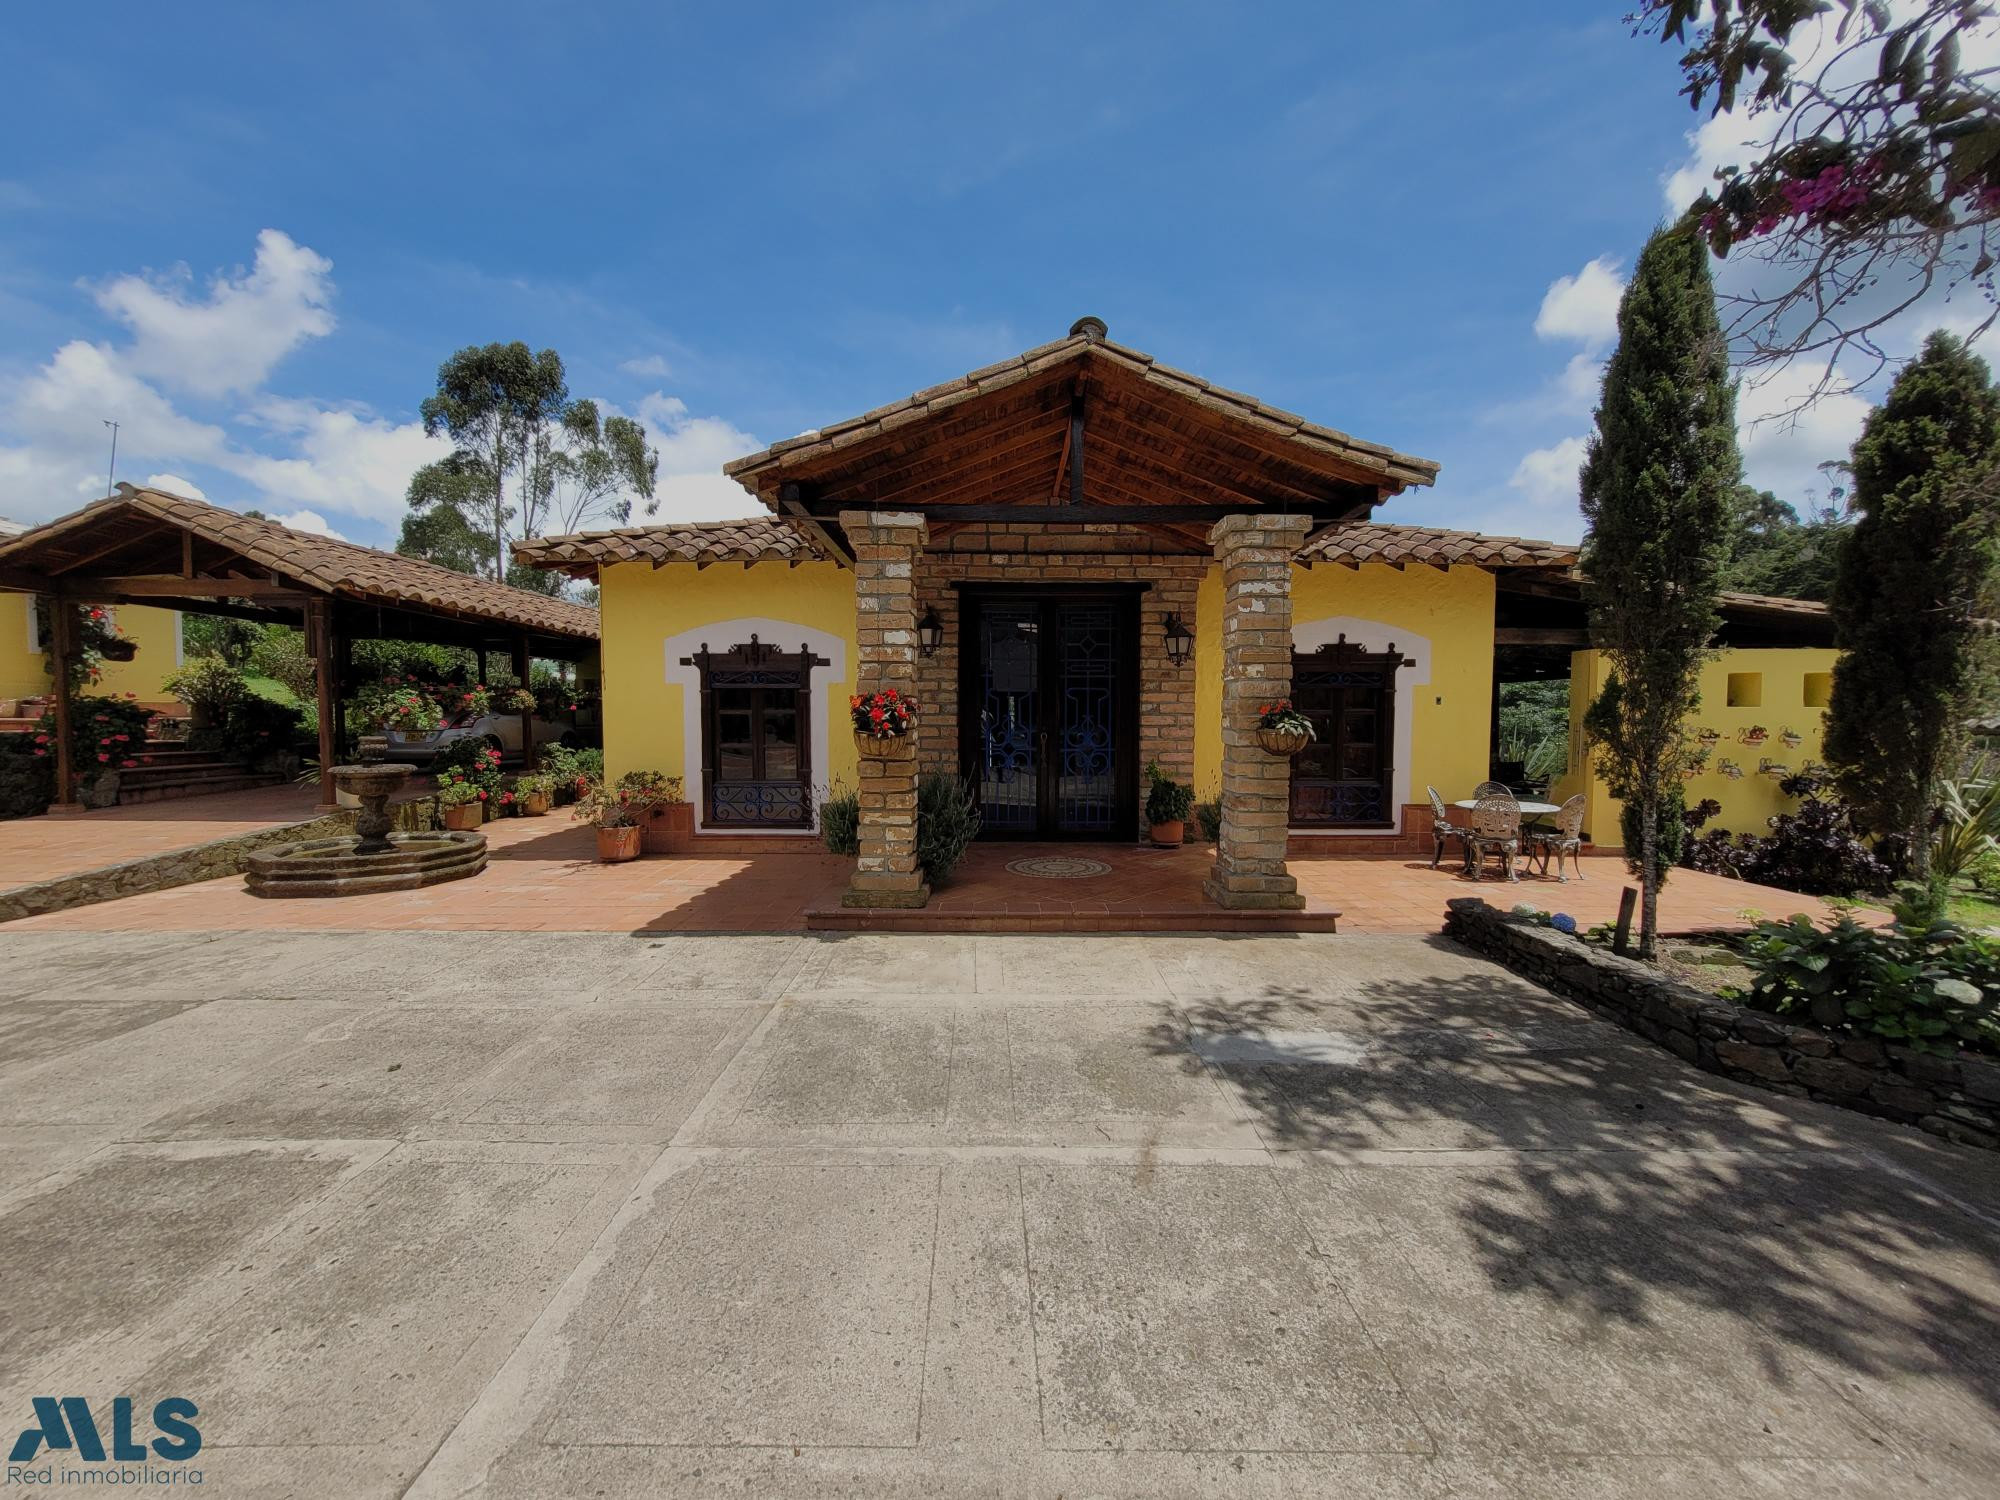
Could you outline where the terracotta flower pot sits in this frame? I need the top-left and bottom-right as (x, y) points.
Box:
(440, 802), (482, 832)
(523, 790), (551, 816)
(1254, 724), (1311, 756)
(597, 825), (643, 863)
(641, 799), (695, 854)
(1149, 819), (1185, 848)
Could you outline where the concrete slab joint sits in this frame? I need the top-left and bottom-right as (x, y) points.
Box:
(841, 510), (932, 909)
(1206, 512), (1312, 911)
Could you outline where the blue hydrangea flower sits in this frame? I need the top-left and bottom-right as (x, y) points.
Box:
(1551, 912), (1577, 934)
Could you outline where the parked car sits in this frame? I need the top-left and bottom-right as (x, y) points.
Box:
(382, 712), (576, 765)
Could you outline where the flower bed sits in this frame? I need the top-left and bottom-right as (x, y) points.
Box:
(1444, 896), (2000, 1149)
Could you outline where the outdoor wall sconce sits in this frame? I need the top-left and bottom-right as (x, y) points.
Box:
(1163, 613), (1194, 668)
(917, 605), (944, 657)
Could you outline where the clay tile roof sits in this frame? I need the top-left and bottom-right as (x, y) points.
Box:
(0, 486), (599, 640)
(723, 330), (1441, 500)
(511, 516), (829, 579)
(1717, 590), (1830, 618)
(1299, 522), (1581, 570)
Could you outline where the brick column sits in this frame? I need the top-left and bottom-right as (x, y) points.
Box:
(842, 510), (931, 909)
(1205, 513), (1311, 910)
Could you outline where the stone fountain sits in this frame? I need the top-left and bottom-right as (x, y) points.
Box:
(244, 764), (488, 898)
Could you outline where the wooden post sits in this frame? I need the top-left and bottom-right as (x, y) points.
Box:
(306, 597), (338, 810)
(512, 634), (533, 768)
(47, 599), (80, 814)
(1613, 885), (1637, 956)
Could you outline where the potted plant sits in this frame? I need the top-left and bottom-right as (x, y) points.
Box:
(1144, 760), (1194, 847)
(1740, 724), (1769, 746)
(1779, 725), (1804, 749)
(620, 771), (692, 853)
(1253, 700), (1315, 756)
(1719, 757), (1745, 780)
(1679, 744), (1713, 780)
(574, 778), (644, 862)
(1695, 726), (1721, 747)
(851, 687), (916, 755)
(515, 772), (555, 816)
(437, 780), (484, 831)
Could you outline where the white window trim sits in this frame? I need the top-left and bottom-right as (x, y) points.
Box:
(1287, 615), (1433, 837)
(660, 617), (850, 835)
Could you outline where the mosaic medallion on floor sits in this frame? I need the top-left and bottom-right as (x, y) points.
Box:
(1005, 855), (1113, 880)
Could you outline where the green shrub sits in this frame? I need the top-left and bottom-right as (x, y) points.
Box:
(246, 627), (317, 701)
(1194, 799), (1222, 843)
(58, 697), (155, 772)
(1144, 760), (1194, 825)
(819, 783), (860, 856)
(163, 653), (247, 719)
(225, 694), (307, 757)
(0, 740), (53, 819)
(1739, 908), (2000, 1055)
(916, 772), (981, 887)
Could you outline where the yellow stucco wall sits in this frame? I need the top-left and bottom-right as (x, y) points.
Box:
(0, 595), (181, 705)
(1194, 562), (1498, 821)
(1553, 645), (1842, 843)
(596, 560), (857, 801)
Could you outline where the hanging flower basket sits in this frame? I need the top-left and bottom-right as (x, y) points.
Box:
(1719, 758), (1745, 780)
(97, 638), (137, 662)
(1253, 701), (1315, 757)
(852, 688), (916, 755)
(1739, 726), (1769, 746)
(1759, 758), (1791, 779)
(1695, 727), (1720, 747)
(1779, 727), (1803, 749)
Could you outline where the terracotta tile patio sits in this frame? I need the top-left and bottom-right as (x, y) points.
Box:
(3, 816), (1861, 936)
(0, 783), (340, 892)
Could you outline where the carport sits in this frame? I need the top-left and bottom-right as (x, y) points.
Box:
(0, 484), (599, 811)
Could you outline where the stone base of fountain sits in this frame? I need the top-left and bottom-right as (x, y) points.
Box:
(245, 831), (488, 898)
(243, 762), (488, 898)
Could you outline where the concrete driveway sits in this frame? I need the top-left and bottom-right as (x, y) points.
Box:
(1, 930), (1997, 1498)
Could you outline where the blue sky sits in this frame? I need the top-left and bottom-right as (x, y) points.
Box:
(0, 1), (1939, 547)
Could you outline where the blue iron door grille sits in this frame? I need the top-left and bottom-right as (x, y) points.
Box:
(682, 636), (828, 828)
(1057, 605), (1117, 832)
(960, 589), (1138, 839)
(977, 605), (1040, 832)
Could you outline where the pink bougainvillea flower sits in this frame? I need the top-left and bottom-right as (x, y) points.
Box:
(121, 759), (136, 768)
(96, 752), (109, 762)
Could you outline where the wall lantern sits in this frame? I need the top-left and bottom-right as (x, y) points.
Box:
(1163, 613), (1194, 668)
(917, 605), (944, 657)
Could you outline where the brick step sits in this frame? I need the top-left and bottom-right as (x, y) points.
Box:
(119, 760), (257, 780)
(117, 772), (287, 805)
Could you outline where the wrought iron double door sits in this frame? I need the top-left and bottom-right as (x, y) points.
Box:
(960, 589), (1139, 840)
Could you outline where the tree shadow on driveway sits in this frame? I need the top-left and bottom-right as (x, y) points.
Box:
(1141, 947), (2000, 1450)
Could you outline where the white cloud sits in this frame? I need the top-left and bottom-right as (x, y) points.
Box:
(632, 392), (762, 523)
(268, 508), (345, 539)
(1535, 257), (1625, 349)
(620, 354), (671, 379)
(226, 397), (449, 526)
(1736, 362), (1872, 501)
(1508, 435), (1588, 510)
(140, 472), (207, 500)
(92, 229), (335, 399)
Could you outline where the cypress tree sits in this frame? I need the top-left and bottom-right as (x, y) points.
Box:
(1825, 333), (2000, 874)
(1579, 227), (1739, 959)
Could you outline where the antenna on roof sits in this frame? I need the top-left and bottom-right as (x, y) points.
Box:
(101, 419), (120, 495)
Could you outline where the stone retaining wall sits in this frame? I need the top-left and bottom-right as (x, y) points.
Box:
(1444, 896), (2000, 1150)
(0, 809), (358, 924)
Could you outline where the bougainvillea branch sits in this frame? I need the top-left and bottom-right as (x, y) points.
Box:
(1636, 1), (2000, 390)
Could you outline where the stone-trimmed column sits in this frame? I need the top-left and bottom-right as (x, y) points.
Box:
(842, 510), (931, 909)
(1205, 513), (1311, 910)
